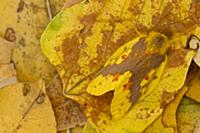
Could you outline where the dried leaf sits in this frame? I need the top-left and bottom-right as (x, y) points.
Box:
(194, 119), (200, 133)
(46, 75), (86, 130)
(40, 0), (200, 95)
(185, 68), (200, 103)
(144, 116), (173, 133)
(162, 86), (188, 132)
(0, 0), (56, 82)
(0, 80), (56, 133)
(177, 97), (200, 133)
(0, 37), (13, 64)
(67, 33), (195, 133)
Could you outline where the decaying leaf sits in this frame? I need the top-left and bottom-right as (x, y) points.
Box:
(0, 64), (17, 88)
(0, 79), (56, 133)
(0, 0), (56, 82)
(177, 97), (200, 133)
(40, 0), (200, 96)
(0, 37), (17, 88)
(144, 116), (174, 133)
(194, 119), (200, 133)
(82, 122), (96, 133)
(63, 32), (195, 133)
(185, 68), (200, 103)
(0, 37), (13, 64)
(162, 86), (188, 132)
(46, 75), (86, 131)
(39, 0), (200, 132)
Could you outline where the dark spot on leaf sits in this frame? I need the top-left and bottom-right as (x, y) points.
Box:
(62, 35), (81, 73)
(4, 28), (16, 42)
(167, 49), (187, 68)
(23, 83), (31, 96)
(17, 0), (25, 13)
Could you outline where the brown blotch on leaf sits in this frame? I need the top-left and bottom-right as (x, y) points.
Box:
(151, 2), (197, 37)
(46, 76), (86, 130)
(167, 49), (187, 68)
(17, 0), (25, 13)
(4, 28), (16, 42)
(160, 90), (175, 108)
(23, 83), (31, 96)
(62, 35), (81, 73)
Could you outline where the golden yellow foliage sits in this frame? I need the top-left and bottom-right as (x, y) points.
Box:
(185, 68), (200, 103)
(38, 0), (200, 132)
(41, 0), (200, 96)
(144, 116), (173, 133)
(162, 86), (189, 132)
(0, 0), (56, 82)
(0, 80), (56, 133)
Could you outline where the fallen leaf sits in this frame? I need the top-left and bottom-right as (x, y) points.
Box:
(185, 68), (200, 103)
(82, 122), (96, 133)
(194, 119), (200, 133)
(144, 116), (174, 133)
(0, 64), (17, 88)
(162, 86), (188, 132)
(177, 97), (200, 133)
(40, 0), (200, 96)
(0, 0), (56, 82)
(0, 37), (14, 64)
(67, 33), (195, 133)
(0, 79), (57, 133)
(46, 75), (86, 131)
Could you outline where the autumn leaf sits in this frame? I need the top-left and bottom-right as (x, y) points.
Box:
(185, 68), (200, 103)
(38, 0), (200, 132)
(177, 97), (200, 133)
(144, 116), (174, 133)
(61, 32), (195, 133)
(0, 80), (57, 133)
(0, 0), (56, 82)
(40, 0), (200, 96)
(46, 75), (86, 130)
(0, 37), (17, 88)
(162, 86), (188, 132)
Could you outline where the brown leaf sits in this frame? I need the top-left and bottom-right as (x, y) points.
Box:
(46, 75), (86, 130)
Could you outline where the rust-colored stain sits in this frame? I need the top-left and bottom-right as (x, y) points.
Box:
(167, 49), (187, 68)
(17, 0), (25, 13)
(160, 90), (175, 108)
(112, 73), (120, 81)
(62, 35), (81, 73)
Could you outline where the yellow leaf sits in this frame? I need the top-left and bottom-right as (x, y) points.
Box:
(41, 0), (200, 96)
(0, 80), (57, 133)
(185, 68), (200, 103)
(144, 116), (173, 133)
(162, 86), (188, 132)
(83, 122), (96, 133)
(76, 35), (194, 133)
(0, 0), (56, 82)
(0, 37), (13, 64)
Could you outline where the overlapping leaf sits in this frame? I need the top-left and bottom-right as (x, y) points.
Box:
(0, 80), (57, 133)
(40, 0), (200, 132)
